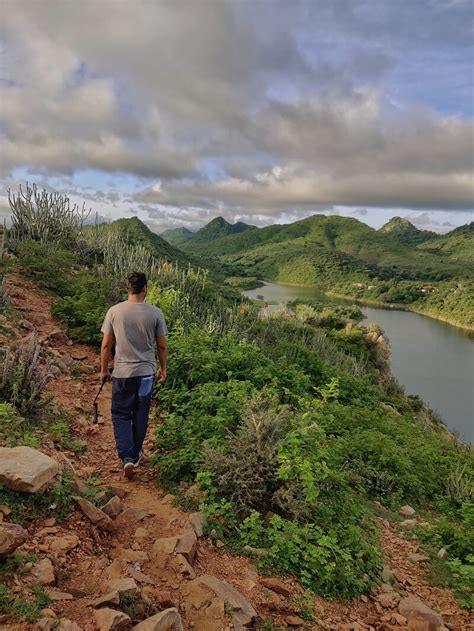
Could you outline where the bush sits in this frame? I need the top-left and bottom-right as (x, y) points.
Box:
(17, 240), (78, 295)
(0, 333), (52, 416)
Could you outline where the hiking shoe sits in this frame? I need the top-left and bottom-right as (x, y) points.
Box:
(123, 458), (135, 479)
(133, 449), (145, 468)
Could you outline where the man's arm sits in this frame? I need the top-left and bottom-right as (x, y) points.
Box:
(100, 333), (115, 382)
(156, 335), (167, 382)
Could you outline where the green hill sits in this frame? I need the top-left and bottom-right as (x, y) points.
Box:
(418, 222), (474, 262)
(379, 217), (437, 247)
(183, 214), (474, 327)
(160, 226), (194, 248)
(180, 216), (257, 250)
(94, 217), (193, 267)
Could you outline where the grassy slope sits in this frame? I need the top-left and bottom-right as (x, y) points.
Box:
(179, 216), (257, 251)
(184, 215), (474, 327)
(93, 217), (195, 267)
(418, 223), (474, 262)
(160, 227), (194, 248)
(379, 217), (437, 247)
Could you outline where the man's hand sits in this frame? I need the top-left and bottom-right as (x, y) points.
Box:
(157, 367), (167, 383)
(100, 371), (112, 384)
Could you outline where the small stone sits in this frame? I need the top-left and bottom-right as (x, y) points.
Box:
(399, 505), (416, 516)
(107, 577), (139, 597)
(377, 590), (400, 608)
(189, 512), (206, 537)
(400, 519), (417, 529)
(132, 607), (183, 630)
(438, 547), (448, 559)
(286, 615), (304, 626)
(258, 577), (291, 598)
(175, 531), (197, 563)
(215, 540), (225, 548)
(154, 590), (175, 608)
(70, 477), (88, 495)
(91, 590), (120, 608)
(73, 496), (114, 530)
(408, 553), (429, 564)
(0, 522), (28, 558)
(46, 589), (73, 600)
(399, 596), (444, 627)
(20, 318), (35, 330)
(33, 558), (55, 585)
(57, 621), (82, 631)
(173, 553), (196, 579)
(49, 534), (79, 555)
(47, 329), (69, 344)
(93, 607), (131, 631)
(108, 485), (128, 498)
(101, 496), (122, 517)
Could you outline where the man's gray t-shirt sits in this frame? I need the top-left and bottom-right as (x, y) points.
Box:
(101, 301), (168, 378)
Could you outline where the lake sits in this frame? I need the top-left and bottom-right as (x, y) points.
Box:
(243, 282), (474, 444)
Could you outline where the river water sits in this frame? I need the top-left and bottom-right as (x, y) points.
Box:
(243, 282), (474, 444)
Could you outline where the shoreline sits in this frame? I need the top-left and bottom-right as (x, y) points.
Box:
(244, 279), (474, 332)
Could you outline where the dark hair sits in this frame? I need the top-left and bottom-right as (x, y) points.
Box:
(127, 272), (147, 294)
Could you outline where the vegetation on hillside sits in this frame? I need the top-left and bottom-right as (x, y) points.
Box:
(1, 186), (473, 609)
(175, 216), (257, 251)
(182, 214), (474, 328)
(418, 222), (474, 263)
(379, 216), (437, 247)
(160, 226), (194, 247)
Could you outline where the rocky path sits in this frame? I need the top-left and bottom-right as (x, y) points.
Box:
(1, 273), (472, 631)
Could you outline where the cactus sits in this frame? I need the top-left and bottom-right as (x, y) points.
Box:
(8, 183), (91, 250)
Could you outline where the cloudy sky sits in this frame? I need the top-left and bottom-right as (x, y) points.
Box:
(0, 0), (473, 234)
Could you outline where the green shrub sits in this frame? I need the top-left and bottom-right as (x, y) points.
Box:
(17, 240), (78, 294)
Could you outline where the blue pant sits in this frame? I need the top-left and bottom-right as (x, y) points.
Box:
(111, 375), (154, 462)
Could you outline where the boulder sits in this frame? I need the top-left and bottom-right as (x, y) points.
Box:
(188, 575), (257, 627)
(102, 496), (122, 517)
(0, 447), (59, 493)
(33, 558), (55, 585)
(408, 553), (429, 564)
(286, 616), (305, 627)
(133, 608), (183, 631)
(437, 547), (448, 559)
(189, 512), (206, 537)
(0, 522), (28, 558)
(171, 553), (196, 579)
(93, 607), (131, 631)
(73, 496), (114, 530)
(399, 596), (444, 628)
(400, 505), (416, 516)
(258, 577), (291, 598)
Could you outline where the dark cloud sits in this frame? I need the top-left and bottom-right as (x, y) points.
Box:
(0, 0), (473, 222)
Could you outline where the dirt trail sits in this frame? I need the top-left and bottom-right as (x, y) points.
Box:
(3, 273), (472, 630)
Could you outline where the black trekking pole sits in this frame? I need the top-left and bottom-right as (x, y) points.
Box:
(92, 379), (107, 424)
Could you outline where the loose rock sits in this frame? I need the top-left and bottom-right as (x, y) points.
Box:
(399, 505), (416, 516)
(189, 512), (205, 537)
(0, 522), (28, 558)
(132, 607), (184, 630)
(91, 590), (120, 608)
(286, 616), (304, 627)
(102, 496), (122, 517)
(49, 534), (79, 555)
(107, 577), (139, 598)
(73, 496), (114, 530)
(258, 577), (291, 598)
(399, 596), (444, 628)
(33, 558), (55, 585)
(188, 575), (257, 627)
(94, 607), (131, 631)
(0, 446), (59, 493)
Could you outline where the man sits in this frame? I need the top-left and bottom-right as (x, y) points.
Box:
(100, 271), (168, 478)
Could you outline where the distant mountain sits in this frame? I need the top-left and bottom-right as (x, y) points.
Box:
(161, 226), (194, 248)
(95, 217), (193, 266)
(379, 217), (437, 247)
(179, 216), (257, 251)
(418, 222), (474, 262)
(186, 213), (469, 285)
